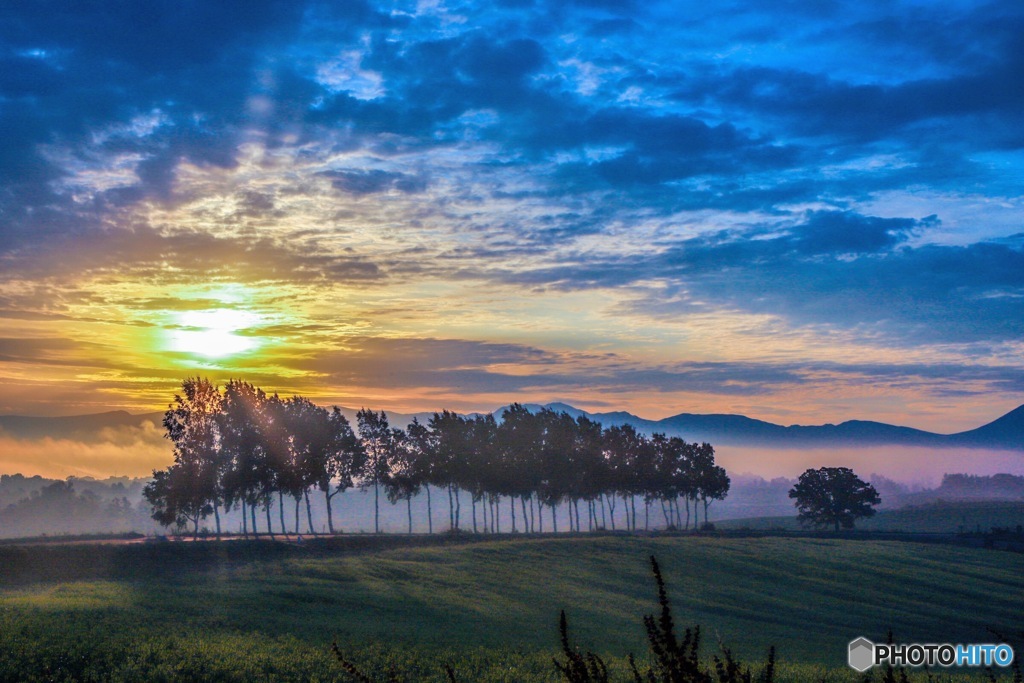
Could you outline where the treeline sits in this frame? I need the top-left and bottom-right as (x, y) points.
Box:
(0, 480), (146, 538)
(938, 473), (1024, 499)
(145, 378), (730, 538)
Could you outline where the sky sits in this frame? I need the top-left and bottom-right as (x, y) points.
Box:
(2, 0), (1023, 442)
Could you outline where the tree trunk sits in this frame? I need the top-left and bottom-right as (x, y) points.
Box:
(472, 496), (478, 533)
(511, 496), (517, 533)
(537, 500), (543, 533)
(241, 499), (248, 538)
(325, 490), (335, 534)
(606, 494), (616, 531)
(278, 491), (286, 535)
(552, 504), (558, 533)
(426, 485), (433, 534)
(265, 499), (274, 538)
(455, 487), (461, 530)
(448, 485), (454, 530)
(250, 502), (259, 538)
(407, 496), (413, 534)
(305, 490), (315, 535)
(703, 496), (709, 526)
(374, 480), (380, 534)
(213, 501), (222, 539)
(193, 517), (199, 540)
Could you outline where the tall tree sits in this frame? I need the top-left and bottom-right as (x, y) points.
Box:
(383, 427), (422, 534)
(602, 424), (647, 531)
(405, 417), (436, 534)
(274, 396), (325, 534)
(691, 442), (729, 527)
(428, 410), (467, 531)
(357, 409), (398, 534)
(314, 407), (364, 534)
(498, 404), (543, 533)
(217, 380), (272, 538)
(154, 377), (223, 537)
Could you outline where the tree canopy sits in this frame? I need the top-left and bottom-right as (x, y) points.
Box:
(145, 378), (730, 537)
(788, 467), (881, 531)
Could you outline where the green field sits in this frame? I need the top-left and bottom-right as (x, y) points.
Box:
(718, 500), (1024, 533)
(0, 534), (1021, 681)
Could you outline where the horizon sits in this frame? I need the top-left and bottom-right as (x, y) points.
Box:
(2, 1), (1023, 457)
(2, 392), (1022, 482)
(3, 395), (1022, 433)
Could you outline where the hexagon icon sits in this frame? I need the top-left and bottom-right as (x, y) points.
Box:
(848, 637), (875, 672)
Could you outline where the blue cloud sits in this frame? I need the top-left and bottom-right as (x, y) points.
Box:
(2, 0), (1023, 360)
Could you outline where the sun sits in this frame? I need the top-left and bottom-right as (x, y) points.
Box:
(168, 309), (262, 359)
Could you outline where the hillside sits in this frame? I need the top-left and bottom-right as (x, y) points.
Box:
(0, 535), (1021, 681)
(717, 500), (1024, 534)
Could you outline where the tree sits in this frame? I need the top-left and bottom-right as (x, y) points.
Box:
(217, 380), (272, 538)
(357, 408), (400, 534)
(152, 377), (224, 537)
(144, 466), (213, 538)
(691, 442), (729, 527)
(312, 407), (364, 535)
(382, 427), (421, 534)
(788, 467), (880, 531)
(428, 410), (469, 531)
(405, 417), (436, 533)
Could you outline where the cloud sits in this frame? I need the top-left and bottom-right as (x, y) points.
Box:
(497, 210), (1024, 345)
(7, 226), (383, 285)
(0, 423), (171, 479)
(790, 211), (933, 254)
(1, 0), (1023, 433)
(323, 169), (428, 195)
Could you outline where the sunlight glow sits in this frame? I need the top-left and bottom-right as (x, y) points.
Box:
(168, 309), (262, 359)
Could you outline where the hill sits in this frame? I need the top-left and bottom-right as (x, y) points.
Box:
(503, 402), (1023, 450)
(0, 534), (1021, 680)
(717, 500), (1024, 534)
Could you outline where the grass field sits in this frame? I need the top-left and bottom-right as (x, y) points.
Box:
(0, 534), (1021, 681)
(717, 500), (1024, 533)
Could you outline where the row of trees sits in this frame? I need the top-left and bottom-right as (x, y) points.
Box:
(144, 378), (731, 538)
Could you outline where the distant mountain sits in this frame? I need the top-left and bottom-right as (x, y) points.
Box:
(2, 403), (1021, 451)
(493, 402), (1023, 451)
(949, 404), (1024, 450)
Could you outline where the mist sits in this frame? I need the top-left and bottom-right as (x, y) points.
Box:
(715, 445), (1024, 489)
(0, 422), (171, 479)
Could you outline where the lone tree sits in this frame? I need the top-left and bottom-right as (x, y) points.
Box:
(789, 466), (880, 531)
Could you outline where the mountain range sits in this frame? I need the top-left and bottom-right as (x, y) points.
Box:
(1, 403), (1021, 451)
